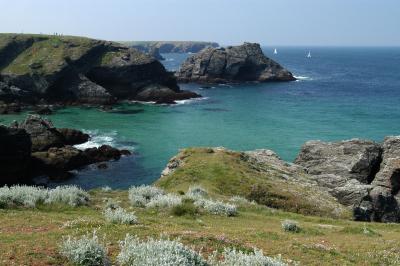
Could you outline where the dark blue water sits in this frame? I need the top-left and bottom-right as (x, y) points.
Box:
(1, 47), (400, 189)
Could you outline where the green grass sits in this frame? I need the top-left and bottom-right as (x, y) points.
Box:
(156, 148), (351, 219)
(0, 34), (97, 75)
(1, 189), (400, 265)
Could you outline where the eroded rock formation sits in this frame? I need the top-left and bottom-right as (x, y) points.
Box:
(176, 43), (295, 83)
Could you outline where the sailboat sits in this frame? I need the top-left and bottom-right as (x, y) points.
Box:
(274, 48), (278, 55)
(307, 51), (312, 58)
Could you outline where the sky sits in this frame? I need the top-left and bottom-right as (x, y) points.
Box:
(0, 0), (399, 46)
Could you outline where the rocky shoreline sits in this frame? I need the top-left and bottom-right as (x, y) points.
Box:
(0, 115), (131, 185)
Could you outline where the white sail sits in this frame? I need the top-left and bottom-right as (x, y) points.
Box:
(307, 51), (311, 58)
(274, 48), (278, 54)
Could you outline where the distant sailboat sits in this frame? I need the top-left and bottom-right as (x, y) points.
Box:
(307, 51), (312, 58)
(274, 48), (278, 55)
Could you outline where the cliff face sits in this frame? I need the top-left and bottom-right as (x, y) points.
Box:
(0, 34), (199, 105)
(127, 41), (219, 53)
(176, 43), (295, 84)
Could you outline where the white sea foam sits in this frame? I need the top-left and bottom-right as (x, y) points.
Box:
(74, 130), (117, 150)
(174, 97), (209, 105)
(294, 75), (312, 81)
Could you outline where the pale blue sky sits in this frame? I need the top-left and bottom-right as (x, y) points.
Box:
(1, 0), (399, 46)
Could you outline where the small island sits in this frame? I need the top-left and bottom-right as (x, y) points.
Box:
(176, 42), (295, 84)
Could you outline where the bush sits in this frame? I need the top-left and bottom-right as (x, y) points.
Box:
(128, 185), (164, 207)
(281, 220), (300, 233)
(117, 235), (207, 266)
(171, 200), (198, 216)
(45, 186), (89, 207)
(0, 185), (89, 208)
(195, 199), (237, 217)
(104, 207), (138, 225)
(146, 194), (182, 209)
(229, 196), (251, 205)
(103, 198), (120, 210)
(209, 248), (287, 266)
(0, 185), (47, 208)
(59, 231), (108, 266)
(187, 185), (208, 198)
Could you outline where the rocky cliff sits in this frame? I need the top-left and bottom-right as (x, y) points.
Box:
(0, 34), (199, 107)
(126, 41), (219, 53)
(176, 43), (295, 83)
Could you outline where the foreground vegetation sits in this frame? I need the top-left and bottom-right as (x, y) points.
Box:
(1, 187), (400, 265)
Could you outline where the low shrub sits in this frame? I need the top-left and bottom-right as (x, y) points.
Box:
(229, 196), (251, 205)
(45, 186), (89, 207)
(281, 220), (300, 233)
(187, 185), (208, 198)
(209, 248), (287, 266)
(0, 185), (46, 208)
(146, 194), (182, 209)
(117, 235), (207, 266)
(59, 231), (108, 266)
(128, 185), (164, 207)
(104, 198), (120, 210)
(195, 199), (237, 217)
(104, 207), (138, 225)
(171, 199), (198, 216)
(0, 185), (89, 208)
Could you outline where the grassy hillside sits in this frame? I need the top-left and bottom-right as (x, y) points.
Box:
(0, 34), (98, 75)
(156, 148), (351, 219)
(1, 189), (400, 265)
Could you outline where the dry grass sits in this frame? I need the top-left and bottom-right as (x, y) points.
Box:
(1, 189), (400, 265)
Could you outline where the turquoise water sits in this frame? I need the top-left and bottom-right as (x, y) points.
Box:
(1, 47), (400, 189)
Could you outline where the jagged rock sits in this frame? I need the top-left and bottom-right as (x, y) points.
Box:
(57, 128), (89, 146)
(16, 115), (65, 152)
(295, 139), (382, 184)
(135, 84), (200, 104)
(31, 146), (87, 176)
(0, 102), (21, 114)
(372, 136), (400, 193)
(82, 145), (127, 162)
(0, 126), (32, 185)
(34, 105), (53, 115)
(148, 47), (164, 61)
(176, 43), (295, 83)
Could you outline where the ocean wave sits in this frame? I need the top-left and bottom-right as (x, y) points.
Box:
(174, 97), (209, 105)
(74, 130), (136, 151)
(294, 75), (313, 81)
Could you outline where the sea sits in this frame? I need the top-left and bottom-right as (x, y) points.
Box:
(1, 47), (400, 189)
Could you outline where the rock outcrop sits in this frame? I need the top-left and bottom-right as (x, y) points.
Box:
(295, 137), (400, 222)
(0, 115), (132, 185)
(0, 126), (32, 184)
(148, 47), (165, 61)
(176, 43), (295, 83)
(127, 41), (219, 53)
(0, 34), (199, 106)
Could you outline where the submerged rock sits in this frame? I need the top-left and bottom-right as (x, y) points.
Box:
(176, 42), (295, 83)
